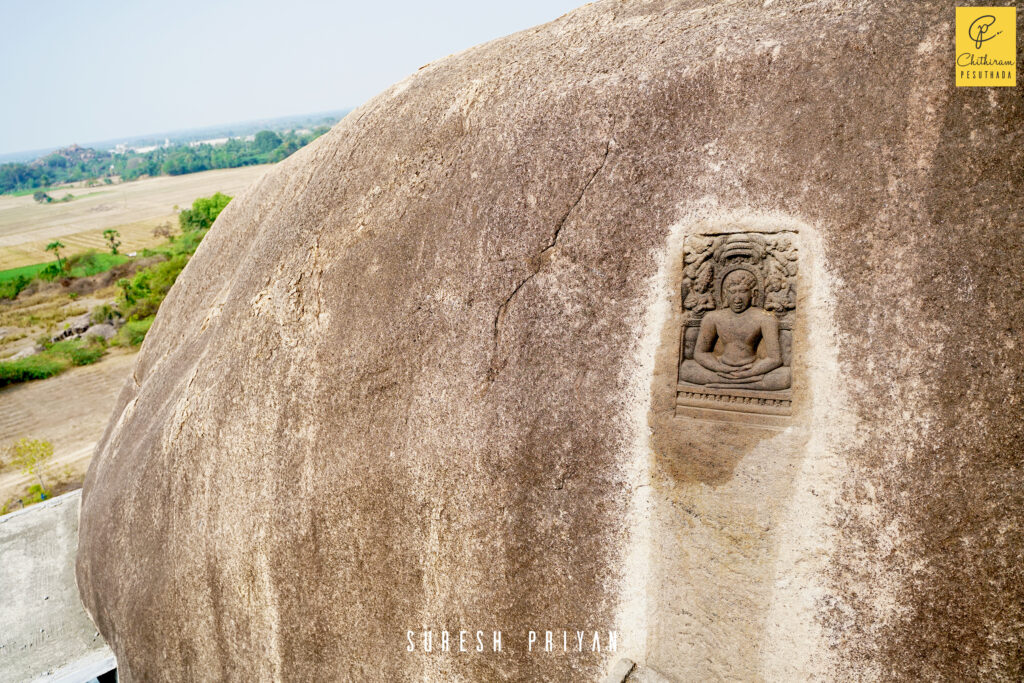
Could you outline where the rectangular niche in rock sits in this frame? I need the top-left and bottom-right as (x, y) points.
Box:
(676, 229), (797, 424)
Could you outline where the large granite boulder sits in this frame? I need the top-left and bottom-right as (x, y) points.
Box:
(84, 323), (118, 341)
(77, 1), (1023, 680)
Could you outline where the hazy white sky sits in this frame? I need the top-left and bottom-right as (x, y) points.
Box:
(0, 0), (585, 155)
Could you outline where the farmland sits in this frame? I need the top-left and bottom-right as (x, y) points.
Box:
(0, 351), (136, 503)
(0, 167), (266, 511)
(0, 165), (269, 270)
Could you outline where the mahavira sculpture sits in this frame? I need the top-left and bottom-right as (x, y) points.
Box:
(676, 230), (797, 418)
(679, 268), (791, 391)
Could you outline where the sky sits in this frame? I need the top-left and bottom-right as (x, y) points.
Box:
(0, 0), (585, 156)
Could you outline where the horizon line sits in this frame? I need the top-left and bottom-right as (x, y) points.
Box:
(0, 107), (352, 162)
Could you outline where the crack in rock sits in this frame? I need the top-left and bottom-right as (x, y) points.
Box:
(487, 135), (615, 381)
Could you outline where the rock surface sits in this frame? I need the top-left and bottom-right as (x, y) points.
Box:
(83, 323), (117, 341)
(51, 312), (92, 343)
(77, 1), (1023, 681)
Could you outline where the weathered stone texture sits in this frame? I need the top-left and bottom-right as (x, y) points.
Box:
(78, 1), (1023, 681)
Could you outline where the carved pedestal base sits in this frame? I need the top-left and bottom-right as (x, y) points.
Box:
(675, 383), (793, 427)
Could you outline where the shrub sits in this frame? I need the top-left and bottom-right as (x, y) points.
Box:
(66, 250), (129, 278)
(16, 484), (51, 508)
(37, 263), (63, 281)
(125, 297), (160, 321)
(1, 484), (52, 514)
(178, 192), (232, 232)
(90, 303), (118, 325)
(118, 253), (189, 320)
(48, 339), (105, 366)
(142, 227), (207, 259)
(174, 229), (208, 255)
(0, 354), (70, 386)
(0, 274), (30, 300)
(115, 316), (154, 347)
(0, 338), (106, 386)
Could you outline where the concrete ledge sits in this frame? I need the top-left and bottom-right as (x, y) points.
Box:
(0, 490), (114, 683)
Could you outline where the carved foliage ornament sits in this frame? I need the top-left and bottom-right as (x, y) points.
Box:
(681, 233), (797, 316)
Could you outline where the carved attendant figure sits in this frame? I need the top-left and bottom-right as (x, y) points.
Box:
(679, 269), (791, 390)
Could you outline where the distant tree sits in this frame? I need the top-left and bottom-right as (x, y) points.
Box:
(0, 120), (341, 196)
(103, 228), (121, 255)
(254, 130), (282, 154)
(44, 153), (67, 169)
(178, 192), (232, 232)
(0, 162), (42, 194)
(7, 438), (54, 493)
(45, 240), (67, 272)
(33, 190), (52, 203)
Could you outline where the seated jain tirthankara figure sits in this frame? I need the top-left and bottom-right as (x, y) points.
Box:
(679, 269), (791, 391)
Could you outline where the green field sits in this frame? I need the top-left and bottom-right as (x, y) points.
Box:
(9, 186), (58, 197)
(66, 252), (130, 277)
(0, 251), (131, 285)
(0, 262), (48, 283)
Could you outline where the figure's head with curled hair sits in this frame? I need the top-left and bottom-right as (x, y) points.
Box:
(721, 269), (758, 313)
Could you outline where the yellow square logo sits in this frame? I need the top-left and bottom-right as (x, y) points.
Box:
(956, 6), (1017, 86)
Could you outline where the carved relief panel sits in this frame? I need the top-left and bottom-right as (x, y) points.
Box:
(676, 230), (797, 421)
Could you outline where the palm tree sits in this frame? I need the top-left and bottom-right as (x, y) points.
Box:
(45, 240), (67, 272)
(103, 229), (121, 255)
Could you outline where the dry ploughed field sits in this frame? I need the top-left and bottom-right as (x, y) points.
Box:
(0, 165), (271, 270)
(0, 351), (136, 502)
